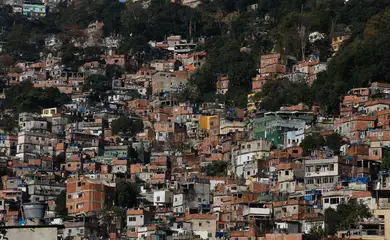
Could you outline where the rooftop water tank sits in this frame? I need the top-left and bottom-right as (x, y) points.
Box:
(23, 202), (47, 219)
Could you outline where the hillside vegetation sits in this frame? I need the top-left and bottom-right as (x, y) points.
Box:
(1, 0), (390, 112)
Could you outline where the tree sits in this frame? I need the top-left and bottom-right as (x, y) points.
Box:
(300, 133), (342, 156)
(325, 133), (342, 155)
(5, 81), (71, 113)
(381, 149), (390, 170)
(0, 55), (13, 74)
(258, 78), (312, 111)
(54, 152), (66, 170)
(116, 180), (140, 208)
(0, 114), (18, 134)
(203, 161), (228, 177)
(308, 225), (325, 238)
(100, 205), (126, 237)
(55, 190), (67, 216)
(83, 74), (108, 103)
(324, 199), (371, 236)
(324, 207), (338, 236)
(300, 134), (326, 156)
(111, 116), (144, 137)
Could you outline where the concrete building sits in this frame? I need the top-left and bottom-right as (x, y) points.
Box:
(173, 177), (210, 213)
(66, 176), (115, 216)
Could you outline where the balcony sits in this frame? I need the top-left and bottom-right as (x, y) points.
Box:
(243, 207), (271, 217)
(305, 170), (337, 178)
(377, 202), (390, 209)
(357, 167), (374, 174)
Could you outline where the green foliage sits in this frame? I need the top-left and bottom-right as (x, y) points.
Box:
(111, 116), (144, 137)
(308, 225), (325, 238)
(5, 81), (71, 113)
(381, 149), (390, 170)
(54, 152), (66, 170)
(312, 6), (390, 113)
(324, 207), (339, 236)
(300, 134), (327, 156)
(116, 180), (140, 208)
(300, 133), (342, 156)
(325, 199), (372, 236)
(203, 161), (228, 177)
(325, 133), (343, 155)
(55, 190), (67, 216)
(0, 55), (13, 73)
(0, 114), (18, 134)
(100, 205), (126, 235)
(83, 74), (109, 103)
(257, 78), (312, 111)
(191, 38), (257, 106)
(1, 0), (389, 111)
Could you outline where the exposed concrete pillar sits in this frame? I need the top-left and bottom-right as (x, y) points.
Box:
(374, 209), (390, 240)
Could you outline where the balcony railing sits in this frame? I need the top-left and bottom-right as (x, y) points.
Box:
(243, 207), (271, 216)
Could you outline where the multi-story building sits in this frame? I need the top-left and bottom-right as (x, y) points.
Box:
(27, 180), (66, 203)
(127, 209), (155, 239)
(173, 177), (210, 214)
(248, 111), (313, 147)
(66, 176), (115, 216)
(231, 139), (272, 179)
(16, 130), (53, 161)
(304, 151), (355, 192)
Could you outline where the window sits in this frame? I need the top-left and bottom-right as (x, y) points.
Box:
(208, 233), (213, 238)
(198, 198), (201, 202)
(307, 179), (314, 184)
(199, 222), (202, 227)
(323, 177), (329, 183)
(285, 170), (289, 176)
(68, 194), (71, 199)
(156, 196), (160, 201)
(329, 177), (334, 183)
(175, 198), (177, 202)
(128, 217), (136, 222)
(329, 164), (334, 171)
(324, 198), (329, 203)
(373, 150), (378, 156)
(77, 182), (81, 187)
(330, 198), (340, 204)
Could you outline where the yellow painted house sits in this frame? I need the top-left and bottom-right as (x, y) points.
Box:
(41, 107), (59, 117)
(199, 115), (217, 130)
